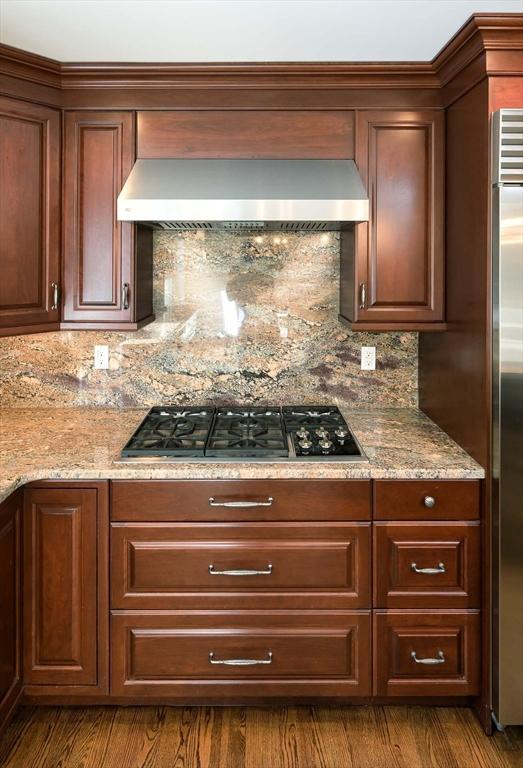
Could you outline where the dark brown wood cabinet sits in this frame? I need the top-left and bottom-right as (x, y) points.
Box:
(111, 611), (371, 699)
(0, 97), (61, 337)
(341, 109), (445, 330)
(23, 484), (109, 695)
(62, 111), (153, 330)
(0, 492), (22, 731)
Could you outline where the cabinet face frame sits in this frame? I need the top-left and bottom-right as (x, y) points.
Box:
(0, 492), (22, 729)
(0, 97), (61, 336)
(352, 109), (445, 325)
(62, 111), (136, 326)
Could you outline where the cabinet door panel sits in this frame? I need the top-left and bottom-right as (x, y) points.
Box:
(0, 493), (21, 728)
(63, 112), (134, 324)
(353, 110), (444, 325)
(23, 488), (98, 686)
(0, 97), (60, 335)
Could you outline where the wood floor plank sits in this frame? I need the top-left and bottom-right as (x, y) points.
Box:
(1, 705), (522, 768)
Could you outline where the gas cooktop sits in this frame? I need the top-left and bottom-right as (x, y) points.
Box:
(120, 405), (367, 462)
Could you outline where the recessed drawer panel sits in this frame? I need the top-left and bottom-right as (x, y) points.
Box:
(374, 480), (480, 520)
(111, 480), (371, 522)
(111, 611), (371, 698)
(111, 522), (371, 609)
(373, 610), (480, 697)
(373, 522), (480, 608)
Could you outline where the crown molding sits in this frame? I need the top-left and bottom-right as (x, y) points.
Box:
(1, 13), (521, 98)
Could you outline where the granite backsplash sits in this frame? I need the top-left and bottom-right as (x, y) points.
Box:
(0, 230), (418, 408)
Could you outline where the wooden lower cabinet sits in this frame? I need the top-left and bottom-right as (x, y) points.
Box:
(111, 611), (371, 699)
(110, 521), (371, 610)
(373, 521), (481, 608)
(0, 492), (22, 730)
(373, 610), (480, 697)
(23, 484), (109, 695)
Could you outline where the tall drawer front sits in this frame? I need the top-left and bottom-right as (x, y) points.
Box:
(374, 481), (480, 520)
(111, 611), (371, 698)
(111, 480), (371, 522)
(373, 610), (480, 697)
(373, 522), (480, 608)
(111, 522), (371, 609)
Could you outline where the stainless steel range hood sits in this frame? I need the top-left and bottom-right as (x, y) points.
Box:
(117, 159), (369, 230)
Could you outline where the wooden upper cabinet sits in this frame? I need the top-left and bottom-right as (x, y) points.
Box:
(0, 97), (60, 337)
(62, 111), (153, 329)
(341, 110), (445, 329)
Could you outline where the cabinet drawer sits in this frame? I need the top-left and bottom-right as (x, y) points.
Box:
(374, 481), (480, 520)
(373, 610), (480, 697)
(373, 522), (480, 608)
(111, 522), (371, 609)
(111, 611), (371, 698)
(111, 480), (371, 522)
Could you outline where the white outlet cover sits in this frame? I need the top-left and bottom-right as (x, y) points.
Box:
(94, 345), (109, 370)
(361, 346), (376, 371)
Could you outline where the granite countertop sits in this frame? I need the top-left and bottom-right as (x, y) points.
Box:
(0, 407), (484, 504)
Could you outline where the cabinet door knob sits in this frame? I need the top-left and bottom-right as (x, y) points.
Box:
(122, 282), (130, 310)
(51, 282), (60, 311)
(423, 495), (436, 509)
(359, 282), (367, 309)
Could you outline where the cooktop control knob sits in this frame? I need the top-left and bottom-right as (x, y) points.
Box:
(318, 438), (334, 453)
(315, 428), (329, 438)
(334, 427), (349, 441)
(298, 438), (313, 452)
(296, 428), (309, 439)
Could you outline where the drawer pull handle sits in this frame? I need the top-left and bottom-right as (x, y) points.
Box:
(411, 562), (446, 575)
(411, 650), (445, 665)
(209, 652), (273, 666)
(209, 564), (273, 576)
(208, 497), (274, 508)
(423, 495), (436, 509)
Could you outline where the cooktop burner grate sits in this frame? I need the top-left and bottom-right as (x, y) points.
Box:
(120, 405), (366, 462)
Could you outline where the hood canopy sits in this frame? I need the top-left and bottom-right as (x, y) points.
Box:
(117, 158), (369, 230)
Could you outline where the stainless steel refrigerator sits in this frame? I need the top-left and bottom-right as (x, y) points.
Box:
(492, 108), (523, 728)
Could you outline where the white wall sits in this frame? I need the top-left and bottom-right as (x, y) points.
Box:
(0, 0), (521, 62)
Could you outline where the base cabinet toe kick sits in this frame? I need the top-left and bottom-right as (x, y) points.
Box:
(0, 477), (482, 720)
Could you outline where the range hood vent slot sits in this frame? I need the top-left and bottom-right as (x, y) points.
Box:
(151, 220), (339, 232)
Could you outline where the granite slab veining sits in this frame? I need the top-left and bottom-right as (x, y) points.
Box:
(0, 407), (484, 504)
(0, 230), (418, 409)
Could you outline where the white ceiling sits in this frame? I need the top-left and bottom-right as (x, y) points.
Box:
(0, 0), (521, 62)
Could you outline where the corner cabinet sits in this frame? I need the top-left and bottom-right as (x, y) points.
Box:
(62, 112), (153, 330)
(340, 110), (445, 331)
(0, 97), (61, 337)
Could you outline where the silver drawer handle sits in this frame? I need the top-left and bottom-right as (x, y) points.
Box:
(411, 650), (445, 665)
(424, 495), (436, 509)
(209, 652), (273, 666)
(51, 282), (60, 311)
(411, 562), (446, 575)
(122, 282), (130, 310)
(209, 564), (273, 576)
(208, 497), (274, 508)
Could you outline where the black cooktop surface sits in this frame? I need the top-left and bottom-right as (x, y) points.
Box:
(120, 405), (365, 461)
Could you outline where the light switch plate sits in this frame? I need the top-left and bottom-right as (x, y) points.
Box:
(361, 346), (376, 371)
(94, 345), (109, 370)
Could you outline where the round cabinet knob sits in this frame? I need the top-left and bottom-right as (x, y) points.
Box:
(423, 495), (436, 509)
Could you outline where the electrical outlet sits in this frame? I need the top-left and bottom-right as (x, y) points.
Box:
(94, 345), (109, 370)
(361, 346), (376, 371)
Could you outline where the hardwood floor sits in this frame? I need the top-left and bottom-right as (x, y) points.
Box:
(0, 706), (522, 768)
